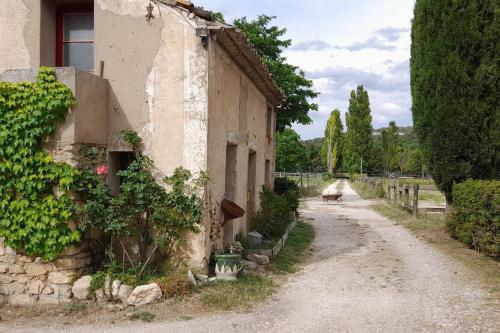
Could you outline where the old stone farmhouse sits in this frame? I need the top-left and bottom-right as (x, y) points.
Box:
(0, 0), (283, 298)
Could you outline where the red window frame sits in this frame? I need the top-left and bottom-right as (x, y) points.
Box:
(56, 4), (94, 67)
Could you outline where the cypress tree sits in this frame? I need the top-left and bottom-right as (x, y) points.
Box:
(322, 110), (344, 175)
(411, 0), (499, 203)
(343, 86), (374, 174)
(381, 121), (400, 176)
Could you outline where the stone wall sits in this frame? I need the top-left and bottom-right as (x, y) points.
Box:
(0, 238), (91, 306)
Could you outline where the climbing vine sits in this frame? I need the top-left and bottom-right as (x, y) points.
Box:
(0, 67), (80, 260)
(77, 130), (208, 274)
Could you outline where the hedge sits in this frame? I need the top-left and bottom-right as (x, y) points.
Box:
(448, 180), (499, 257)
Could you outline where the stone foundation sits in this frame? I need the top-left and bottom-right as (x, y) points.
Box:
(0, 238), (91, 306)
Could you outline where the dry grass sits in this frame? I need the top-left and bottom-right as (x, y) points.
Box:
(372, 203), (500, 296)
(200, 274), (276, 311)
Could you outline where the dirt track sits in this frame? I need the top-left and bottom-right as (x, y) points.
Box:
(2, 181), (499, 333)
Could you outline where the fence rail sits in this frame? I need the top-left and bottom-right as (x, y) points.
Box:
(358, 177), (446, 215)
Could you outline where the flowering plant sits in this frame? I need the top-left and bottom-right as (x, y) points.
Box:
(96, 165), (108, 176)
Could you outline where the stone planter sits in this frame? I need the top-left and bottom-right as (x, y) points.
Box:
(214, 254), (242, 281)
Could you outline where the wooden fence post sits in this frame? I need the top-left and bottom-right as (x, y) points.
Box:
(404, 186), (410, 210)
(413, 184), (419, 217)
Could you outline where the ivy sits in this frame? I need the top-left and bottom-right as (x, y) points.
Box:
(0, 67), (80, 260)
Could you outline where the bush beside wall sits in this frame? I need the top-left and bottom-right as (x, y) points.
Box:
(448, 180), (499, 257)
(252, 187), (294, 238)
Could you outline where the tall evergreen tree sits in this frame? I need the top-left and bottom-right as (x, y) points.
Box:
(381, 121), (400, 176)
(343, 86), (374, 174)
(411, 0), (499, 203)
(321, 110), (344, 175)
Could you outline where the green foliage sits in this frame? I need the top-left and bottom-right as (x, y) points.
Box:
(448, 180), (499, 257)
(211, 11), (225, 23)
(274, 177), (300, 212)
(78, 130), (206, 272)
(0, 67), (80, 260)
(411, 0), (499, 202)
(121, 129), (142, 150)
(89, 271), (107, 295)
(381, 121), (400, 175)
(234, 15), (318, 130)
(276, 128), (305, 172)
(321, 110), (344, 175)
(343, 86), (374, 174)
(252, 187), (294, 238)
(301, 138), (325, 173)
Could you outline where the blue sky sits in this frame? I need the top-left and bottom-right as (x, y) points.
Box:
(195, 0), (416, 140)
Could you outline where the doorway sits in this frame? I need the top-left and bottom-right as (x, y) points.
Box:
(246, 150), (257, 234)
(223, 144), (238, 244)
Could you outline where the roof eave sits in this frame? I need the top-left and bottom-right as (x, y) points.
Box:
(210, 27), (284, 107)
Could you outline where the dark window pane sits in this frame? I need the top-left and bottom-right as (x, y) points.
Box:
(64, 14), (93, 41)
(63, 43), (94, 71)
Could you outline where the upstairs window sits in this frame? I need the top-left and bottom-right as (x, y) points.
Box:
(56, 5), (94, 71)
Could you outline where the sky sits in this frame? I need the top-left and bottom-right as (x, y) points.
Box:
(195, 0), (416, 140)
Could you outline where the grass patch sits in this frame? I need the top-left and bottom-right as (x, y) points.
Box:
(130, 311), (156, 322)
(351, 182), (381, 199)
(372, 203), (500, 296)
(63, 303), (87, 315)
(287, 176), (330, 197)
(201, 274), (275, 311)
(398, 178), (436, 186)
(418, 190), (445, 204)
(272, 222), (315, 273)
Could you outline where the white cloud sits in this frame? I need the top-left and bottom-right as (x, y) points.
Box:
(194, 0), (415, 139)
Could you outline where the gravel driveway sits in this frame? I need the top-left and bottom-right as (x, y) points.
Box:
(3, 181), (499, 333)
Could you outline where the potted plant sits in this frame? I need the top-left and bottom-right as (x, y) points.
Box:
(214, 241), (243, 281)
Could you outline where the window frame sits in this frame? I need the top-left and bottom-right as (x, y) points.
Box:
(55, 4), (94, 69)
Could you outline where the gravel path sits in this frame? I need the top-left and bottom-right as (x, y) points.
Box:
(4, 181), (499, 333)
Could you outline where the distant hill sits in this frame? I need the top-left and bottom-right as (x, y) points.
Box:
(373, 126), (418, 146)
(303, 126), (418, 147)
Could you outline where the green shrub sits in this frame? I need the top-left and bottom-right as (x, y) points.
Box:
(448, 180), (499, 257)
(274, 177), (300, 211)
(252, 187), (293, 238)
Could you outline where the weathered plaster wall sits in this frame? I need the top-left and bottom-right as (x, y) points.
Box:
(95, 1), (209, 267)
(0, 0), (33, 74)
(207, 41), (276, 244)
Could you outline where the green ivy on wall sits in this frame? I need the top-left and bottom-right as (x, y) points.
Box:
(0, 67), (80, 260)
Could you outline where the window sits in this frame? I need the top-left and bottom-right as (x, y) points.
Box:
(265, 159), (272, 187)
(266, 107), (273, 141)
(56, 5), (94, 71)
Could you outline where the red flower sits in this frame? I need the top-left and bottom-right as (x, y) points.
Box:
(96, 165), (108, 176)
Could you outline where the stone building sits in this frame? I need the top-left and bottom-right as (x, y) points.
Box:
(0, 0), (283, 304)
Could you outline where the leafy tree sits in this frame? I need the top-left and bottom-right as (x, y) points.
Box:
(343, 86), (374, 174)
(276, 128), (305, 172)
(234, 15), (318, 130)
(381, 121), (400, 175)
(411, 0), (499, 203)
(321, 110), (344, 175)
(302, 139), (325, 173)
